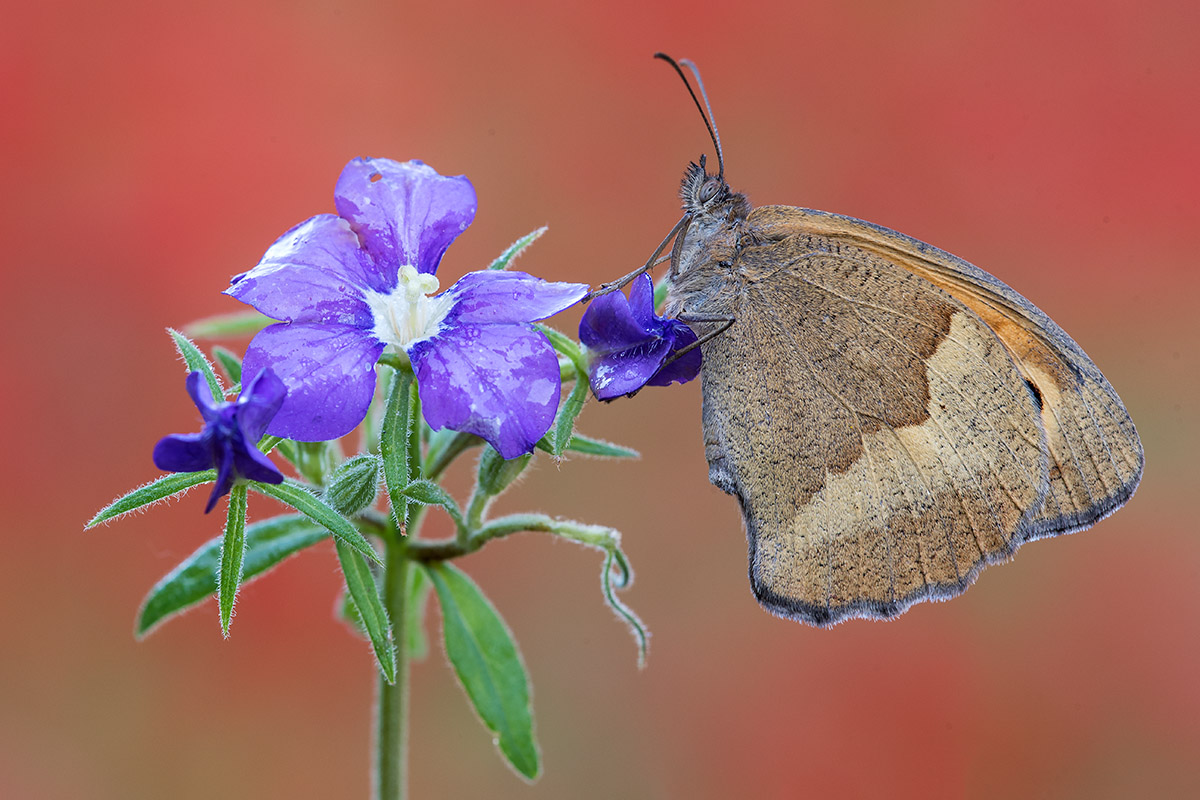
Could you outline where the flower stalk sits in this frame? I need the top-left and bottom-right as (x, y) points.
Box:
(376, 512), (418, 800)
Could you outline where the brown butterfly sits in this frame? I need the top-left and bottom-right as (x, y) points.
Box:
(615, 54), (1143, 626)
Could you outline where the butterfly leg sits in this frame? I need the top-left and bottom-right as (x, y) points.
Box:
(583, 213), (691, 301)
(663, 312), (736, 367)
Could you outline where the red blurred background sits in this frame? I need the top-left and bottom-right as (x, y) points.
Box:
(3, 1), (1197, 797)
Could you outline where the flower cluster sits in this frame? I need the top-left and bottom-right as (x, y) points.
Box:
(152, 157), (699, 505)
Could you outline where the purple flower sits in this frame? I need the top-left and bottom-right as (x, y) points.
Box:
(225, 158), (589, 460)
(153, 369), (286, 513)
(578, 273), (702, 400)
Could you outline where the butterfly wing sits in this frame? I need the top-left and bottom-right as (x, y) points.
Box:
(692, 206), (1140, 625)
(750, 206), (1144, 539)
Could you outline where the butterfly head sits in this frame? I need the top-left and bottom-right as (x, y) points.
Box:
(680, 154), (748, 219)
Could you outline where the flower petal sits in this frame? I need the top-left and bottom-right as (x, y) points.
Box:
(207, 440), (238, 513)
(153, 431), (214, 473)
(225, 214), (377, 325)
(627, 270), (659, 327)
(444, 271), (588, 325)
(235, 368), (287, 443)
(232, 441), (285, 485)
(645, 321), (702, 387)
(588, 338), (675, 400)
(184, 370), (220, 422)
(408, 324), (560, 459)
(334, 158), (477, 283)
(241, 323), (384, 441)
(578, 284), (654, 353)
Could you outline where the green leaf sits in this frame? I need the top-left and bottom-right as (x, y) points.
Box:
(487, 226), (547, 271)
(217, 484), (249, 636)
(137, 514), (326, 637)
(559, 433), (640, 459)
(168, 328), (224, 399)
(341, 568), (428, 660)
(212, 345), (243, 386)
(551, 370), (588, 456)
(335, 541), (396, 683)
(381, 370), (417, 528)
(401, 480), (465, 533)
(339, 590), (367, 637)
(250, 480), (381, 565)
(87, 470), (217, 528)
(325, 454), (382, 516)
(182, 310), (273, 339)
(476, 446), (532, 498)
(424, 562), (540, 780)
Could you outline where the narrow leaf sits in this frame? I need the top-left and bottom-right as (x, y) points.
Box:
(401, 480), (465, 532)
(336, 541), (396, 683)
(137, 514), (326, 637)
(424, 562), (540, 780)
(87, 470), (217, 528)
(182, 309), (273, 339)
(212, 345), (243, 386)
(561, 433), (639, 459)
(168, 328), (224, 399)
(552, 371), (588, 456)
(250, 479), (381, 565)
(381, 369), (414, 527)
(487, 226), (547, 271)
(217, 484), (249, 636)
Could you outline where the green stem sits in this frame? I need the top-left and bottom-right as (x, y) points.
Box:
(376, 529), (410, 799)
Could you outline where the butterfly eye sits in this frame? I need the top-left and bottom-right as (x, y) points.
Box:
(699, 178), (721, 204)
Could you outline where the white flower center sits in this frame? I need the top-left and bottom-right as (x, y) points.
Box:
(363, 265), (454, 349)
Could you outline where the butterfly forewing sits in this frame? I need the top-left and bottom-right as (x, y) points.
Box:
(680, 204), (1143, 624)
(760, 207), (1145, 542)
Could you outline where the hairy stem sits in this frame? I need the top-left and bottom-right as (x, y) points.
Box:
(375, 509), (421, 799)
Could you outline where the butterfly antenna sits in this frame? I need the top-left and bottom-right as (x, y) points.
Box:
(654, 53), (725, 179)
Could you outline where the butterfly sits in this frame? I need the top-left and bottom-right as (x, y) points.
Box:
(616, 54), (1143, 626)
